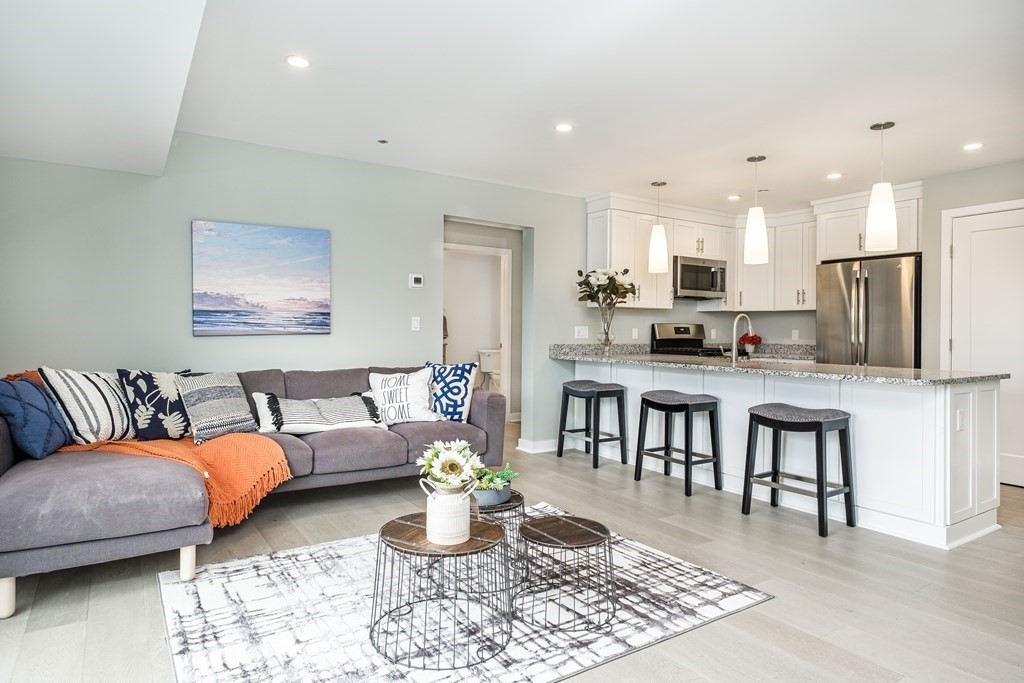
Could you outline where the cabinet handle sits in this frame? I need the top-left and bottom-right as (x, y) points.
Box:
(796, 289), (800, 305)
(700, 237), (704, 253)
(739, 291), (743, 306)
(858, 233), (863, 251)
(802, 288), (806, 305)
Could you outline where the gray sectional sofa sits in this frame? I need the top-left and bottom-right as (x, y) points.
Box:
(0, 366), (506, 618)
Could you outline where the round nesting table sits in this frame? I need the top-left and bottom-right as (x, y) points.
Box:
(476, 489), (528, 586)
(514, 515), (616, 631)
(368, 512), (512, 670)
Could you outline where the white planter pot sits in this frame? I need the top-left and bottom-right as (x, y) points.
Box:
(420, 479), (476, 545)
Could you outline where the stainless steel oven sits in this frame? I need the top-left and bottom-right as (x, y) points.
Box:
(673, 256), (727, 299)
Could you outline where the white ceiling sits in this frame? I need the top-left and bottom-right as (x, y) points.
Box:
(4, 1), (1024, 210)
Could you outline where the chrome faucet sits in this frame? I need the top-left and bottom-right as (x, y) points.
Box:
(732, 313), (753, 365)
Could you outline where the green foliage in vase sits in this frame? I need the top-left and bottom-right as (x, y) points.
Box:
(576, 269), (637, 308)
(475, 463), (520, 491)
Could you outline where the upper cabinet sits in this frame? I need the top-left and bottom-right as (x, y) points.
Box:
(773, 221), (817, 311)
(813, 183), (922, 262)
(673, 220), (723, 260)
(734, 227), (776, 311)
(587, 209), (674, 309)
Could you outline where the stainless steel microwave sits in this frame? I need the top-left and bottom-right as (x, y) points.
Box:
(673, 256), (727, 299)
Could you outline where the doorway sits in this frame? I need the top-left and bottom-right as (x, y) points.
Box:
(941, 200), (1024, 486)
(443, 243), (512, 419)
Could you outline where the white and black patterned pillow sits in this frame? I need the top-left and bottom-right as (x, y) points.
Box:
(426, 362), (478, 422)
(175, 372), (257, 444)
(252, 393), (385, 434)
(38, 366), (135, 444)
(117, 369), (191, 440)
(368, 368), (440, 426)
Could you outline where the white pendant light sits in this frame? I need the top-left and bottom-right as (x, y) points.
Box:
(743, 155), (769, 265)
(865, 121), (898, 252)
(648, 181), (669, 273)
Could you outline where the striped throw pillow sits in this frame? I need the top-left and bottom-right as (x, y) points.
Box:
(252, 393), (385, 434)
(38, 367), (135, 444)
(175, 372), (258, 444)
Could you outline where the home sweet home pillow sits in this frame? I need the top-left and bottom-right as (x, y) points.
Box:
(368, 368), (440, 426)
(38, 367), (135, 444)
(425, 361), (478, 422)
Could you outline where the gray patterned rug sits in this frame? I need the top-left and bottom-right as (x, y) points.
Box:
(158, 503), (771, 682)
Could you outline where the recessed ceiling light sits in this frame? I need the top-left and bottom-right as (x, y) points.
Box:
(727, 194), (742, 201)
(555, 123), (573, 133)
(285, 55), (310, 68)
(963, 142), (984, 151)
(377, 139), (389, 145)
(826, 172), (843, 180)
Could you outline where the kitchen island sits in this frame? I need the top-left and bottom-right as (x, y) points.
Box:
(550, 345), (1009, 549)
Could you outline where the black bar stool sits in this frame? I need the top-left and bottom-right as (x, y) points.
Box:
(741, 402), (856, 537)
(634, 390), (722, 496)
(556, 380), (627, 469)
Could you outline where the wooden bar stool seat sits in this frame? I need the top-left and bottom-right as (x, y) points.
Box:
(634, 389), (722, 496)
(556, 381), (627, 469)
(741, 402), (856, 537)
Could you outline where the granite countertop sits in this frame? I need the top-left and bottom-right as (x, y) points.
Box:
(549, 345), (1009, 386)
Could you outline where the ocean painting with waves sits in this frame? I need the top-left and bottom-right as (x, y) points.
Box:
(192, 220), (331, 336)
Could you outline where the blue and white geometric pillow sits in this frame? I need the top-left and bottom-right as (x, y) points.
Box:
(425, 362), (478, 423)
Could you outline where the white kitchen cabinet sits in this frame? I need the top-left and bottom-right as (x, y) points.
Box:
(816, 199), (919, 262)
(773, 221), (817, 310)
(947, 382), (1000, 525)
(734, 227), (775, 311)
(587, 209), (673, 309)
(673, 220), (722, 259)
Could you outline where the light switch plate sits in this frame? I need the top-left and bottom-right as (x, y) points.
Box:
(574, 326), (588, 339)
(411, 316), (420, 331)
(631, 327), (639, 340)
(710, 328), (717, 340)
(792, 329), (799, 340)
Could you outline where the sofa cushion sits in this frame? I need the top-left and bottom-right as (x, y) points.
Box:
(425, 362), (479, 423)
(389, 421), (487, 464)
(38, 367), (134, 444)
(176, 372), (258, 444)
(253, 393), (385, 434)
(0, 451), (208, 553)
(368, 368), (439, 426)
(116, 369), (191, 441)
(238, 369), (286, 416)
(0, 379), (72, 459)
(285, 369), (369, 400)
(259, 433), (314, 477)
(301, 428), (408, 474)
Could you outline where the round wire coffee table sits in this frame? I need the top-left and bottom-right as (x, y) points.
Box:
(514, 515), (616, 631)
(476, 489), (528, 586)
(369, 513), (512, 670)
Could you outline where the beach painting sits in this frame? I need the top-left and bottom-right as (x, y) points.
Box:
(192, 220), (331, 336)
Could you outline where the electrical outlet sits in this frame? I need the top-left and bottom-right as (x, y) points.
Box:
(574, 325), (589, 339)
(631, 327), (639, 340)
(710, 328), (717, 340)
(791, 329), (799, 340)
(411, 316), (420, 332)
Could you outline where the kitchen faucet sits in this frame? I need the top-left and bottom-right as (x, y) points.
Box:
(732, 313), (753, 365)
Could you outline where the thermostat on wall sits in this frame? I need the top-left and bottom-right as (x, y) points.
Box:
(409, 273), (424, 288)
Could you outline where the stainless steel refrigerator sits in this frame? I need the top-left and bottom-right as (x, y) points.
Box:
(815, 253), (922, 368)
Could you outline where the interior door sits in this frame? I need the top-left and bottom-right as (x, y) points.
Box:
(951, 207), (1024, 485)
(815, 261), (857, 365)
(862, 255), (918, 369)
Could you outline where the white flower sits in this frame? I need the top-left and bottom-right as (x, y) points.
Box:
(590, 273), (609, 285)
(617, 272), (632, 285)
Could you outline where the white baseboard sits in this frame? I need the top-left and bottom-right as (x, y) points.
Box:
(516, 438), (558, 454)
(1000, 452), (1024, 487)
(508, 412), (521, 422)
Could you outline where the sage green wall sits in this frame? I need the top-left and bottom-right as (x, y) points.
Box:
(920, 160), (1024, 368)
(0, 132), (583, 443)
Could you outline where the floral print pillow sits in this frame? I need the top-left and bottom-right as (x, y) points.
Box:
(117, 369), (191, 440)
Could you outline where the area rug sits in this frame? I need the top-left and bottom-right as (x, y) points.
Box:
(158, 503), (771, 682)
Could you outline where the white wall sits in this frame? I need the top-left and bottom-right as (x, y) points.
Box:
(443, 250), (501, 368)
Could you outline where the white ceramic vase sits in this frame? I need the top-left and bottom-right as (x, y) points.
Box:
(419, 478), (477, 545)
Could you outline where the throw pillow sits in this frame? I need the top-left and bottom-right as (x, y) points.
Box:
(38, 366), (135, 444)
(0, 379), (72, 458)
(368, 368), (440, 426)
(252, 393), (385, 434)
(425, 361), (479, 423)
(175, 372), (258, 444)
(117, 369), (191, 440)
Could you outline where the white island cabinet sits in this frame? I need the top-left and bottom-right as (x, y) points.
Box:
(549, 348), (1008, 549)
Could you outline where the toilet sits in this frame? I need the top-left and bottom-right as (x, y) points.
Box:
(478, 349), (501, 392)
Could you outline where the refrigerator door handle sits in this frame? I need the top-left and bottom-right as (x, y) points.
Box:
(859, 270), (868, 364)
(851, 271), (859, 364)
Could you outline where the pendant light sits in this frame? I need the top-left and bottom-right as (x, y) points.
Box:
(648, 181), (669, 273)
(743, 156), (769, 265)
(865, 121), (897, 251)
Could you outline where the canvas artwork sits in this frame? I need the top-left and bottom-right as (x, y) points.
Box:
(192, 220), (331, 336)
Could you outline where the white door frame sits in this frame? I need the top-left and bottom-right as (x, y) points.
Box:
(443, 243), (513, 419)
(939, 199), (1024, 370)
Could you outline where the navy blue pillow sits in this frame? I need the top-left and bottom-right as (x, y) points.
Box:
(0, 379), (72, 459)
(117, 369), (192, 440)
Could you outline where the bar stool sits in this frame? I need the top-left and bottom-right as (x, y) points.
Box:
(634, 390), (722, 496)
(556, 380), (627, 468)
(741, 402), (856, 537)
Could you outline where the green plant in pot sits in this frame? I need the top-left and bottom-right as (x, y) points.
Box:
(473, 464), (519, 506)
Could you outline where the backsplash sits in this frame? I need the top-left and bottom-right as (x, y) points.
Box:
(549, 342), (815, 359)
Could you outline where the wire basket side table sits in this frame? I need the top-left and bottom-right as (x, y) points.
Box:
(475, 489), (527, 587)
(369, 513), (512, 670)
(514, 515), (616, 631)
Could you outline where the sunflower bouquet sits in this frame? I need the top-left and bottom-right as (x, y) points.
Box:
(416, 440), (484, 487)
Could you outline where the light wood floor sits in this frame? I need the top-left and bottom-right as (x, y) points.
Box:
(2, 423), (1023, 682)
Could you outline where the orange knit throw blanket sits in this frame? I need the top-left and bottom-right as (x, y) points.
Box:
(61, 434), (292, 527)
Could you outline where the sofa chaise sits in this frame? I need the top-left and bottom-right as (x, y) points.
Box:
(0, 365), (506, 618)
